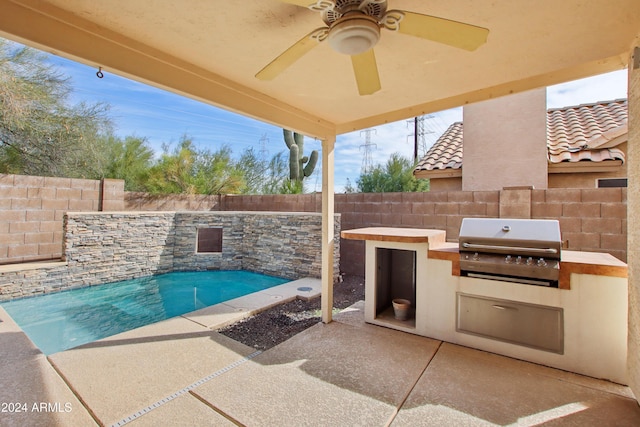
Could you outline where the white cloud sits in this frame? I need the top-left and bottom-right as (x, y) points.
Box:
(547, 70), (627, 108)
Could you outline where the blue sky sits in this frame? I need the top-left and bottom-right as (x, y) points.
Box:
(48, 53), (628, 192)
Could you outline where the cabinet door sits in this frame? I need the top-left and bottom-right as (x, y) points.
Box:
(457, 293), (564, 354)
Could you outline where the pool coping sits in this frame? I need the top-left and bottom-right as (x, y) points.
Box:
(181, 277), (322, 329)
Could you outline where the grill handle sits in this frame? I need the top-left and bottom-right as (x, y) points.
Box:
(461, 242), (558, 254)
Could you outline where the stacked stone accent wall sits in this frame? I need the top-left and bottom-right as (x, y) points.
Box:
(64, 212), (176, 282)
(241, 213), (339, 279)
(172, 213), (244, 272)
(0, 263), (76, 300)
(0, 211), (339, 301)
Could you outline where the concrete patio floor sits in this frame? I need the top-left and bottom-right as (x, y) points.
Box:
(2, 296), (640, 426)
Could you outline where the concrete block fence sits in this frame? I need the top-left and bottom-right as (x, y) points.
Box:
(0, 211), (340, 301)
(0, 174), (124, 265)
(217, 188), (627, 275)
(0, 173), (628, 277)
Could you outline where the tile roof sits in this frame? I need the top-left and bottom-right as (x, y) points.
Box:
(414, 121), (463, 172)
(547, 99), (627, 164)
(414, 99), (627, 173)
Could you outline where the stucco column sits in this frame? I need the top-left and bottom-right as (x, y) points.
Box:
(628, 42), (640, 400)
(321, 135), (335, 323)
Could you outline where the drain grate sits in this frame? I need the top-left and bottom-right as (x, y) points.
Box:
(297, 286), (313, 292)
(111, 350), (262, 426)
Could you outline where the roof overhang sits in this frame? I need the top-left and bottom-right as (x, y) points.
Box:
(587, 125), (628, 149)
(549, 160), (624, 173)
(414, 168), (462, 180)
(1, 0), (638, 139)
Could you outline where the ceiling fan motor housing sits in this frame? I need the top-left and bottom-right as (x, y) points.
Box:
(328, 15), (381, 55)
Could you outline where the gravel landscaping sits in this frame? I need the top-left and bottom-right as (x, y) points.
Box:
(218, 275), (364, 351)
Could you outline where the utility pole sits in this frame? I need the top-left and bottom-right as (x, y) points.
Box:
(359, 128), (377, 174)
(406, 115), (435, 161)
(413, 117), (419, 162)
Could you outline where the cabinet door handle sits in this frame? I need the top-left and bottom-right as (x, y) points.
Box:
(492, 305), (516, 311)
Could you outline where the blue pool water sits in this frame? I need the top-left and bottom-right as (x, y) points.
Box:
(0, 271), (287, 355)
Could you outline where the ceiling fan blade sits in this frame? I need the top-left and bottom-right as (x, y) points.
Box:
(279, 0), (317, 6)
(395, 11), (489, 51)
(256, 28), (326, 81)
(351, 49), (381, 96)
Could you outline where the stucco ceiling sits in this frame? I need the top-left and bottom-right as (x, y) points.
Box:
(1, 0), (639, 139)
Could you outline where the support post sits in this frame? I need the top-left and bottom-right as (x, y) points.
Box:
(321, 135), (336, 323)
(627, 40), (640, 402)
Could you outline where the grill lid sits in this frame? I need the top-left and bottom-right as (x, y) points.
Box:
(459, 218), (561, 259)
(458, 218), (562, 286)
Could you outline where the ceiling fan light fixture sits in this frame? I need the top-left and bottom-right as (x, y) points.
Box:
(327, 16), (380, 55)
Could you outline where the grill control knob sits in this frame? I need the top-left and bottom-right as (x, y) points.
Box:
(516, 256), (522, 264)
(537, 258), (547, 267)
(526, 257), (534, 265)
(505, 255), (512, 263)
(472, 252), (480, 261)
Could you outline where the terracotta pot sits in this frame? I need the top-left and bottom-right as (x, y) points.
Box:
(392, 298), (411, 321)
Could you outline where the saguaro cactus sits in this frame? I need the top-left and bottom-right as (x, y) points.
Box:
(283, 129), (318, 182)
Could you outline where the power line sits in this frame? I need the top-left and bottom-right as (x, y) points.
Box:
(258, 133), (269, 161)
(359, 128), (377, 174)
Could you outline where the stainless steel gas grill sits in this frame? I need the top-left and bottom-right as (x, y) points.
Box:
(458, 218), (561, 287)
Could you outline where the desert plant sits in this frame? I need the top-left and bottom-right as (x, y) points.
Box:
(283, 129), (318, 182)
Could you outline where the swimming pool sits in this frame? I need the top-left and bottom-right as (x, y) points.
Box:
(0, 270), (287, 355)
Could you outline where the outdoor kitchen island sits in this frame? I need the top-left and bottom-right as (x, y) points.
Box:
(341, 226), (629, 385)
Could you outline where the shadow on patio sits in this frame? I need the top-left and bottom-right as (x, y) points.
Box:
(19, 301), (637, 427)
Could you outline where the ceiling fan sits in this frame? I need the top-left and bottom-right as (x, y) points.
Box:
(255, 0), (489, 96)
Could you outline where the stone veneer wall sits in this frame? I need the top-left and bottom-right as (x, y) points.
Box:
(172, 212), (243, 271)
(241, 213), (333, 279)
(170, 212), (340, 277)
(64, 212), (176, 283)
(0, 211), (339, 301)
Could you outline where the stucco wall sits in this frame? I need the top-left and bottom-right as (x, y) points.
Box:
(462, 89), (549, 191)
(428, 176), (463, 192)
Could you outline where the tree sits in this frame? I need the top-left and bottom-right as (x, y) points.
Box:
(0, 39), (112, 178)
(145, 136), (244, 195)
(343, 178), (357, 193)
(235, 147), (268, 194)
(102, 135), (154, 191)
(355, 153), (429, 193)
(192, 144), (244, 195)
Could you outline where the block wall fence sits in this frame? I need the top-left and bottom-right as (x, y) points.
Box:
(0, 174), (627, 277)
(0, 174), (124, 264)
(214, 188), (627, 276)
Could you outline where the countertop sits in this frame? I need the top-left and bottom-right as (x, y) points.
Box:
(428, 242), (627, 290)
(341, 227), (627, 290)
(341, 227), (446, 245)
